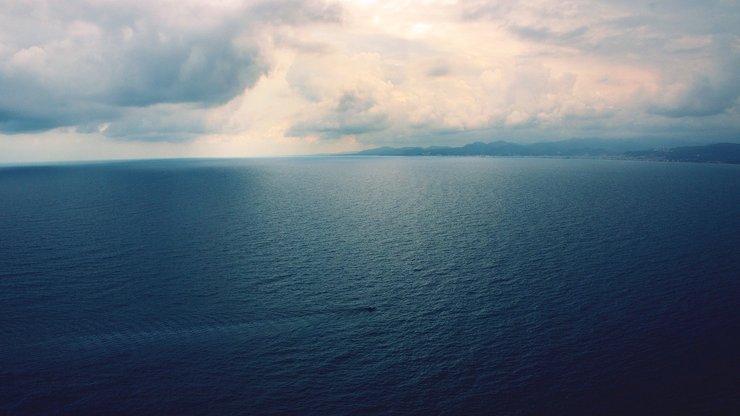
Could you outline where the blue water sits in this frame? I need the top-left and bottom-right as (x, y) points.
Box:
(1, 157), (739, 415)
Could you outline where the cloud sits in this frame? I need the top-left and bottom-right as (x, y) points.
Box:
(508, 25), (589, 43)
(426, 61), (452, 77)
(648, 36), (740, 118)
(253, 0), (738, 149)
(650, 76), (738, 118)
(0, 0), (342, 137)
(287, 91), (389, 139)
(249, 0), (343, 25)
(1, 0), (739, 161)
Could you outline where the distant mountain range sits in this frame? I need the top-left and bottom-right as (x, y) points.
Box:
(348, 139), (740, 164)
(623, 143), (740, 164)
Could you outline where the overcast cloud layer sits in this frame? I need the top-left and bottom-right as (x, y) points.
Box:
(1, 0), (739, 161)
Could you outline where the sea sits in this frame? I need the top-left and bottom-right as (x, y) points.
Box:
(1, 157), (739, 415)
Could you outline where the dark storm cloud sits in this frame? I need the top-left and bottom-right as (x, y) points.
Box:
(0, 0), (342, 138)
(0, 70), (116, 133)
(74, 105), (213, 142)
(101, 31), (265, 107)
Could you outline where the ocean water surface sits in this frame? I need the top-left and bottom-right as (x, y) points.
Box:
(1, 157), (739, 415)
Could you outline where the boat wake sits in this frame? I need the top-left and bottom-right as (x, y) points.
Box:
(1, 306), (379, 359)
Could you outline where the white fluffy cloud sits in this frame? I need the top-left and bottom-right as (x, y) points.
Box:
(1, 0), (738, 161)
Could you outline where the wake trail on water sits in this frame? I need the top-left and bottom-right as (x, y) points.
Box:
(2, 306), (378, 357)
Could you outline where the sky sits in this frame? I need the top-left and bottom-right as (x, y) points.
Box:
(1, 0), (739, 162)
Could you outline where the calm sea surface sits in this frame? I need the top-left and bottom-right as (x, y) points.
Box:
(1, 157), (739, 415)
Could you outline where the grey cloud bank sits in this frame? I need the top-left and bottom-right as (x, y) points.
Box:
(0, 0), (339, 139)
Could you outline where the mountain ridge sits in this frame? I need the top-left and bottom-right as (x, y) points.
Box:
(347, 139), (740, 163)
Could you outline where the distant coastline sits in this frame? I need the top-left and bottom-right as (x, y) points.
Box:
(343, 140), (740, 164)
